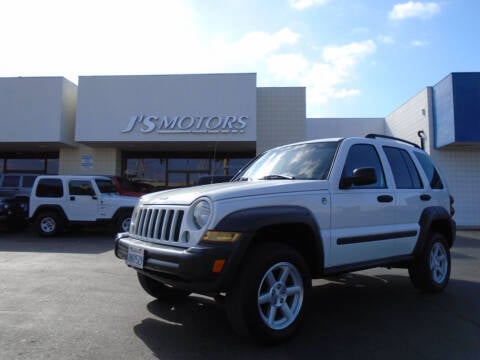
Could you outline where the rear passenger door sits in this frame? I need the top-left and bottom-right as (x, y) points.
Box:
(383, 146), (425, 255)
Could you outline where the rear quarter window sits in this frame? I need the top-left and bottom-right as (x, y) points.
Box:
(414, 152), (444, 189)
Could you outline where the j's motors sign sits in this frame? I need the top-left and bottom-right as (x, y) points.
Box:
(122, 114), (248, 134)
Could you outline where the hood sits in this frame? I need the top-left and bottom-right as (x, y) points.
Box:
(140, 180), (329, 205)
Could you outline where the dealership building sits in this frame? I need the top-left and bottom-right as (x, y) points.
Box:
(0, 72), (479, 227)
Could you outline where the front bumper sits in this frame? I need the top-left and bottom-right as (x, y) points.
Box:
(114, 232), (249, 293)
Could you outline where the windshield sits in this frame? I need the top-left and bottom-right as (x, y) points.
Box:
(234, 141), (339, 181)
(95, 179), (118, 194)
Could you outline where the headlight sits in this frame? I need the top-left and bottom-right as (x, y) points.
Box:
(129, 206), (140, 232)
(193, 199), (211, 229)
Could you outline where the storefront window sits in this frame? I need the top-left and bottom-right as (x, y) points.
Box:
(0, 152), (59, 174)
(47, 159), (59, 174)
(6, 159), (45, 172)
(168, 159), (210, 171)
(125, 158), (167, 191)
(123, 152), (253, 190)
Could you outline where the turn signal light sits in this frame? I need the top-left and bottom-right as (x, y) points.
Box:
(212, 259), (226, 273)
(202, 231), (241, 243)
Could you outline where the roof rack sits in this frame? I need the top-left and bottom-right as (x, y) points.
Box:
(365, 134), (420, 148)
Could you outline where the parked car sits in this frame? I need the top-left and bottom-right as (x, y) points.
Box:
(109, 176), (154, 197)
(0, 173), (38, 229)
(0, 196), (28, 230)
(29, 175), (138, 236)
(115, 135), (456, 344)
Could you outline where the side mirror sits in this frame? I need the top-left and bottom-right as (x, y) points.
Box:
(340, 167), (377, 189)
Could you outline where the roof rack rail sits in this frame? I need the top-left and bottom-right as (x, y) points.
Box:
(365, 134), (420, 148)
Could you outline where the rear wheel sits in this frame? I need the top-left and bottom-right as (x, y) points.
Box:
(409, 232), (451, 293)
(137, 272), (191, 302)
(36, 211), (63, 237)
(226, 242), (311, 344)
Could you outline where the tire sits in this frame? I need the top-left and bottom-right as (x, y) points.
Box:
(116, 211), (132, 233)
(408, 232), (451, 293)
(226, 242), (311, 344)
(36, 211), (63, 237)
(137, 272), (191, 302)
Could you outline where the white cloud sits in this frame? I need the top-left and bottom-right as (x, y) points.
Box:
(289, 0), (330, 10)
(0, 0), (375, 111)
(411, 40), (429, 47)
(389, 1), (440, 20)
(264, 40), (377, 105)
(379, 35), (395, 44)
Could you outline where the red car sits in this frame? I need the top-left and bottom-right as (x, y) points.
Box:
(110, 176), (154, 197)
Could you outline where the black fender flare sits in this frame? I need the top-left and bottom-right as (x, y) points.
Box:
(31, 205), (68, 222)
(113, 207), (134, 222)
(414, 206), (456, 256)
(212, 205), (324, 286)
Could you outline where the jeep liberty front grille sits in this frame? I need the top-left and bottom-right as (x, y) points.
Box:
(132, 207), (185, 244)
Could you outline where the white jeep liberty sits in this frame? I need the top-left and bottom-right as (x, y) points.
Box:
(115, 135), (456, 344)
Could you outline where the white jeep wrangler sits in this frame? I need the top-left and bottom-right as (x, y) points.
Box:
(29, 175), (138, 236)
(115, 135), (456, 344)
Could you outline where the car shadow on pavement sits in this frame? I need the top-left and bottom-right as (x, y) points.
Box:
(133, 273), (480, 359)
(0, 225), (115, 254)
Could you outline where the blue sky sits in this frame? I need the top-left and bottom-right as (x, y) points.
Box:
(0, 0), (478, 117)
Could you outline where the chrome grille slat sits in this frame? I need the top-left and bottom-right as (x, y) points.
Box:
(132, 206), (185, 244)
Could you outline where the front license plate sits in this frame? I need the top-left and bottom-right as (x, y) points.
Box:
(127, 245), (144, 269)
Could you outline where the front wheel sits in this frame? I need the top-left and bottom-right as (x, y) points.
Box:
(36, 211), (63, 237)
(137, 273), (191, 302)
(116, 211), (132, 233)
(226, 243), (311, 344)
(409, 232), (451, 293)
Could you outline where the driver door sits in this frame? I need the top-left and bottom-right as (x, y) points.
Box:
(65, 179), (99, 221)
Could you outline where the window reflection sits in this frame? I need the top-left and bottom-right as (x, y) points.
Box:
(123, 153), (252, 190)
(6, 159), (45, 172)
(0, 153), (58, 174)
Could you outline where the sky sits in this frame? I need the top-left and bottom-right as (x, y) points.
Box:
(0, 0), (479, 117)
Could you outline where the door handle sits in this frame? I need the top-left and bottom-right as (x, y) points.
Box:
(377, 195), (393, 203)
(420, 194), (431, 201)
(70, 196), (76, 201)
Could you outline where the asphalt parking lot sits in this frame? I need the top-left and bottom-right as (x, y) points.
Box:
(1, 228), (479, 360)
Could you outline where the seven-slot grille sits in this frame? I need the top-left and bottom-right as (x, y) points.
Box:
(132, 207), (185, 244)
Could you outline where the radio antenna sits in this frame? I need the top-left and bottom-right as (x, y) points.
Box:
(210, 141), (218, 184)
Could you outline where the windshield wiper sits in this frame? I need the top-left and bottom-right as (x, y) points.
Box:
(234, 177), (251, 182)
(259, 174), (295, 180)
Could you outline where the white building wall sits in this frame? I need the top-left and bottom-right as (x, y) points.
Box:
(256, 87), (306, 154)
(386, 87), (480, 228)
(306, 118), (384, 139)
(385, 88), (431, 148)
(59, 145), (120, 175)
(430, 148), (480, 227)
(0, 77), (76, 145)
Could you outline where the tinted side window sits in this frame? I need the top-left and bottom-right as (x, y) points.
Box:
(36, 179), (64, 198)
(2, 175), (20, 187)
(342, 144), (386, 188)
(383, 147), (423, 189)
(95, 179), (117, 194)
(414, 152), (444, 189)
(69, 180), (95, 196)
